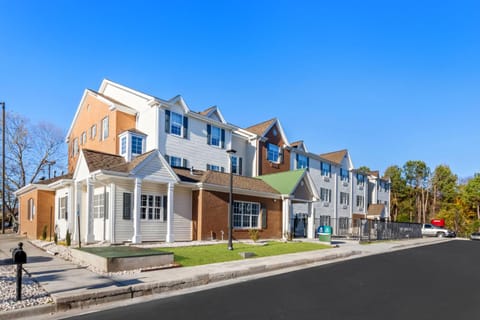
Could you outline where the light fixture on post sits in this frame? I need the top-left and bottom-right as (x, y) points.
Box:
(226, 149), (236, 250)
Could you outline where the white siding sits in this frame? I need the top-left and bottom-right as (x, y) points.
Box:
(102, 83), (150, 112)
(113, 180), (134, 243)
(134, 155), (177, 183)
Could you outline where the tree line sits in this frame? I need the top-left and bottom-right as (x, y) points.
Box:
(384, 160), (480, 236)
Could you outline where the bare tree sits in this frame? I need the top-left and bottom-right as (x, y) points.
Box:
(2, 112), (65, 213)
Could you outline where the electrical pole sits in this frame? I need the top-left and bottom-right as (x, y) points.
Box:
(2, 102), (5, 234)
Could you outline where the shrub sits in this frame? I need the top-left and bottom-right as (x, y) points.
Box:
(248, 229), (260, 242)
(66, 229), (71, 246)
(54, 232), (58, 245)
(41, 225), (48, 240)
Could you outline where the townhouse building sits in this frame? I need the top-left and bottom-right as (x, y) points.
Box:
(15, 80), (318, 243)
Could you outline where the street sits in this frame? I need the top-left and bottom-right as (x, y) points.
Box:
(64, 240), (480, 320)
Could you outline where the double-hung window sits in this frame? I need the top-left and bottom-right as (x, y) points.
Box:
(321, 162), (331, 177)
(296, 154), (309, 169)
(356, 195), (364, 208)
(170, 112), (183, 136)
(28, 198), (35, 221)
(207, 124), (225, 148)
(357, 174), (365, 186)
(170, 156), (182, 167)
(340, 168), (349, 182)
(58, 196), (68, 220)
(267, 143), (280, 163)
(340, 192), (350, 206)
(231, 156), (243, 175)
(233, 201), (260, 229)
(320, 188), (332, 202)
(207, 164), (224, 172)
(140, 194), (166, 221)
(90, 124), (97, 139)
(73, 138), (79, 157)
(93, 193), (109, 219)
(101, 116), (109, 140)
(120, 136), (127, 155)
(131, 136), (143, 155)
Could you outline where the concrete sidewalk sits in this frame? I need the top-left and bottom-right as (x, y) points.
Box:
(0, 234), (452, 320)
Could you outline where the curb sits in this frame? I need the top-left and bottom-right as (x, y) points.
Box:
(0, 303), (56, 320)
(52, 250), (362, 311)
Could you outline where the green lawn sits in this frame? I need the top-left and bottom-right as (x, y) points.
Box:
(153, 241), (331, 267)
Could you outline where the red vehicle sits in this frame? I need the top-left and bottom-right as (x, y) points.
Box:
(431, 219), (445, 228)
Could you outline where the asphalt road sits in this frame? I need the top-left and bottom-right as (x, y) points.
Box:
(66, 240), (480, 320)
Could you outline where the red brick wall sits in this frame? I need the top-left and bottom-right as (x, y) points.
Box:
(258, 124), (291, 175)
(194, 190), (282, 241)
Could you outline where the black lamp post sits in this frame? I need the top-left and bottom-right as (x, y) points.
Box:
(226, 149), (236, 250)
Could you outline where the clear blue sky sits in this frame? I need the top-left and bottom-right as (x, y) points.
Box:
(1, 0), (479, 179)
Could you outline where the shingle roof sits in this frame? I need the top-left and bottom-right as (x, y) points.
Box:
(199, 106), (217, 116)
(257, 169), (306, 195)
(319, 149), (347, 165)
(290, 141), (303, 148)
(36, 173), (74, 185)
(367, 204), (385, 216)
(245, 118), (276, 137)
(173, 167), (280, 194)
(82, 149), (126, 172)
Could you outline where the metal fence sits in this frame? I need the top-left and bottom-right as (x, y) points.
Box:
(313, 217), (422, 241)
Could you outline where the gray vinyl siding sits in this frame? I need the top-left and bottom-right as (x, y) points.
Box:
(114, 180), (135, 243)
(134, 156), (177, 183)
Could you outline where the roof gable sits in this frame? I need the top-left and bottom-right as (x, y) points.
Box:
(291, 140), (308, 153)
(245, 118), (290, 145)
(319, 149), (353, 169)
(257, 169), (311, 196)
(199, 106), (226, 124)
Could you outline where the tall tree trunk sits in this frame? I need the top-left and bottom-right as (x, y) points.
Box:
(432, 185), (437, 217)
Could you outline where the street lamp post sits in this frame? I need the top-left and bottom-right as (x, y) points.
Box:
(226, 149), (236, 250)
(1, 102), (5, 235)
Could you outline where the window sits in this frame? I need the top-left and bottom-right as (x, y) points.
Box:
(267, 143), (280, 163)
(232, 156), (243, 175)
(340, 192), (350, 206)
(58, 196), (68, 220)
(357, 174), (365, 186)
(131, 136), (143, 154)
(340, 168), (349, 182)
(207, 124), (225, 148)
(90, 124), (97, 139)
(101, 116), (109, 140)
(321, 162), (331, 177)
(165, 110), (188, 138)
(320, 188), (332, 202)
(170, 112), (183, 136)
(81, 132), (87, 145)
(319, 215), (331, 226)
(93, 192), (109, 219)
(73, 138), (79, 157)
(356, 195), (364, 208)
(120, 136), (127, 155)
(233, 201), (260, 229)
(207, 164), (224, 172)
(140, 194), (165, 221)
(296, 154), (309, 169)
(170, 156), (182, 167)
(28, 198), (35, 221)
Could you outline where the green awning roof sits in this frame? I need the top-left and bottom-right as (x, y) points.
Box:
(257, 169), (306, 195)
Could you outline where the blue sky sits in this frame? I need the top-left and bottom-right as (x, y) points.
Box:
(1, 0), (479, 179)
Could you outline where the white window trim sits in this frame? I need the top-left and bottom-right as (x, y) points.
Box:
(170, 112), (183, 137)
(140, 194), (166, 221)
(267, 143), (280, 163)
(233, 200), (261, 229)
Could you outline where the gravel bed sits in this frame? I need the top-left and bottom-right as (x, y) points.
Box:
(0, 265), (53, 312)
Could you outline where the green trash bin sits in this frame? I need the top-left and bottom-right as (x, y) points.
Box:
(318, 232), (331, 243)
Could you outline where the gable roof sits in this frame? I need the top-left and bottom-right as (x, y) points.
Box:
(257, 169), (307, 195)
(319, 149), (348, 165)
(245, 118), (277, 136)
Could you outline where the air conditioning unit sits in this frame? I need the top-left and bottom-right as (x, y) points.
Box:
(323, 176), (330, 182)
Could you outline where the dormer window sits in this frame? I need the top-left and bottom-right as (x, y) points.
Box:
(119, 130), (146, 161)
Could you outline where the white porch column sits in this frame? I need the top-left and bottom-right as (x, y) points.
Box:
(166, 183), (175, 243)
(85, 179), (95, 243)
(307, 202), (315, 239)
(132, 178), (142, 244)
(73, 181), (82, 244)
(109, 183), (116, 243)
(282, 198), (291, 239)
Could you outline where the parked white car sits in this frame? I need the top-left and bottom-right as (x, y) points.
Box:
(421, 224), (455, 238)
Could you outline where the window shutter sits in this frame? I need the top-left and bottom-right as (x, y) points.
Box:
(65, 197), (68, 221)
(279, 148), (283, 164)
(221, 167), (225, 173)
(261, 207), (267, 229)
(306, 157), (309, 168)
(162, 195), (168, 222)
(183, 116), (188, 139)
(206, 164), (211, 171)
(164, 154), (170, 165)
(58, 198), (61, 219)
(221, 129), (225, 149)
(123, 193), (132, 220)
(183, 158), (188, 168)
(207, 124), (211, 145)
(105, 192), (109, 219)
(165, 110), (170, 133)
(239, 157), (243, 176)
